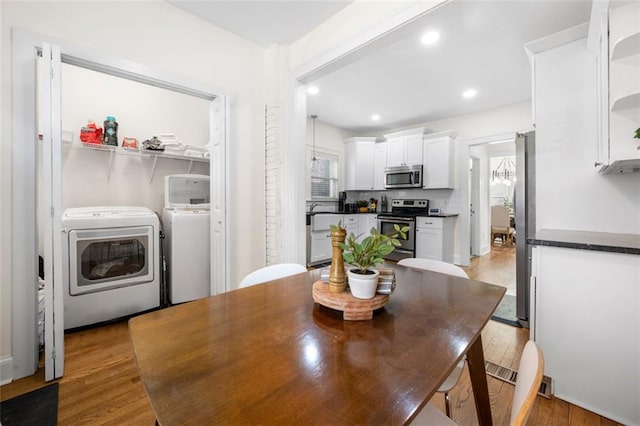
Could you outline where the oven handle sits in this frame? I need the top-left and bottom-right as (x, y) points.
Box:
(378, 216), (415, 222)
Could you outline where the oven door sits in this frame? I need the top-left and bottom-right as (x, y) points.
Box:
(378, 216), (415, 260)
(68, 226), (155, 296)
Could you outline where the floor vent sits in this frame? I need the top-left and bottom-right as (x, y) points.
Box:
(485, 360), (552, 399)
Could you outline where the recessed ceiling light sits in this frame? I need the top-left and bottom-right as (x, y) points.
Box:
(463, 89), (477, 98)
(307, 86), (319, 95)
(421, 31), (440, 45)
(371, 114), (381, 121)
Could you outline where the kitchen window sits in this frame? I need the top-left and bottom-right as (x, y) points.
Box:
(309, 150), (338, 200)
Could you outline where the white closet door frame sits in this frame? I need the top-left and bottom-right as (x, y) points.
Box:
(11, 28), (231, 380)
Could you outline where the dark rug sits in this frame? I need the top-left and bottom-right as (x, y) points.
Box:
(0, 383), (58, 426)
(491, 294), (522, 327)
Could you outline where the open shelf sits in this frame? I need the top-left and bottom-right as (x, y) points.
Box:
(63, 142), (209, 182)
(611, 92), (640, 111)
(610, 32), (640, 61)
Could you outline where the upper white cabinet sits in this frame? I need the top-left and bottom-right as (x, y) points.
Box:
(596, 2), (640, 173)
(384, 127), (426, 167)
(344, 137), (376, 190)
(373, 142), (387, 190)
(422, 130), (457, 189)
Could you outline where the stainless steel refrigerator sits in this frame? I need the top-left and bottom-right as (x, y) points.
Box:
(514, 131), (535, 327)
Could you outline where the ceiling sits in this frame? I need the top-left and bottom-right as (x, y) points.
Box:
(166, 0), (353, 46)
(167, 0), (592, 134)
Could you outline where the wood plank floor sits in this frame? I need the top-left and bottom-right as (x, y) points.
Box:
(1, 248), (621, 425)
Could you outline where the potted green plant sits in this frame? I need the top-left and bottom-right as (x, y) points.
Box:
(339, 225), (409, 299)
(355, 200), (369, 213)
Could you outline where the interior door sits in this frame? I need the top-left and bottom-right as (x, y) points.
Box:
(40, 42), (65, 380)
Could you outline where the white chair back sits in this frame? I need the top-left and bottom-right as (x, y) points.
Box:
(510, 340), (544, 426)
(397, 258), (468, 279)
(239, 263), (307, 288)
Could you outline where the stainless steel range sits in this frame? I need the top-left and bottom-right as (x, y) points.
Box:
(377, 199), (429, 262)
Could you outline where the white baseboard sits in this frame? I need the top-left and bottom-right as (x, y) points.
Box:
(480, 245), (491, 256)
(0, 355), (13, 385)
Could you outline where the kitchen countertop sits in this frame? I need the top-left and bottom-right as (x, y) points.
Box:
(527, 229), (640, 255)
(307, 212), (459, 217)
(306, 211), (379, 216)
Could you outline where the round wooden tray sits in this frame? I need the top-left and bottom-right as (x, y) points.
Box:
(312, 281), (389, 320)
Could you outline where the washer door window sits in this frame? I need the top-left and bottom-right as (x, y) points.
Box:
(69, 226), (155, 295)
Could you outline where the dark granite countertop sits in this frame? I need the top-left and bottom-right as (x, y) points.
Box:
(527, 229), (640, 255)
(306, 211), (380, 216)
(419, 214), (459, 218)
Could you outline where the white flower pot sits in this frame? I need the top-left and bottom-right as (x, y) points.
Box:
(347, 268), (380, 299)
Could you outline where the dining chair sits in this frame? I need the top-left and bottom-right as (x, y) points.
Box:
(491, 205), (514, 246)
(239, 263), (307, 288)
(411, 340), (544, 426)
(397, 258), (468, 418)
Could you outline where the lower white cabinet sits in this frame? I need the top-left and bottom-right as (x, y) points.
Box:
(309, 231), (332, 264)
(309, 214), (343, 264)
(343, 214), (358, 240)
(357, 214), (379, 241)
(531, 246), (640, 425)
(415, 216), (455, 262)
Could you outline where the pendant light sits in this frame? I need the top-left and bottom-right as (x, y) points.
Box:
(311, 114), (318, 162)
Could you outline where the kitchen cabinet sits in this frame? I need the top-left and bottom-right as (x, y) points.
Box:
(373, 142), (387, 190)
(357, 214), (379, 242)
(309, 214), (343, 265)
(422, 130), (457, 189)
(595, 2), (640, 173)
(344, 137), (376, 190)
(531, 246), (640, 425)
(384, 127), (426, 167)
(343, 214), (359, 239)
(415, 216), (455, 262)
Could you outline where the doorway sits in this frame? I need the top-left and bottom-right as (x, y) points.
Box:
(12, 29), (229, 381)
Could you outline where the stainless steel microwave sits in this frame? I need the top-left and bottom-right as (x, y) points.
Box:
(384, 165), (423, 189)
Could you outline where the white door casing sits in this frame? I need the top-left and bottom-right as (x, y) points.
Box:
(470, 156), (481, 256)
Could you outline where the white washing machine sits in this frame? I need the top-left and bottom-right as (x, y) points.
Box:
(163, 174), (210, 304)
(62, 206), (160, 329)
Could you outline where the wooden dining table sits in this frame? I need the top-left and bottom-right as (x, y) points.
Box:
(129, 266), (506, 425)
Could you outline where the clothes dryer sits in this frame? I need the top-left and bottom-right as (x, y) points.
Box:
(62, 206), (160, 329)
(163, 174), (210, 304)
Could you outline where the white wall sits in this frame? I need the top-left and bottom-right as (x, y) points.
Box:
(1, 0), (267, 368)
(534, 38), (640, 234)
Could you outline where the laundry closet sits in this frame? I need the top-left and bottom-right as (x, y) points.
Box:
(36, 58), (212, 336)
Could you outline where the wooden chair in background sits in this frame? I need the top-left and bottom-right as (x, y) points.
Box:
(491, 205), (515, 246)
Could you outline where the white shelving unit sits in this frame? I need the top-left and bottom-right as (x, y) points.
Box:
(598, 1), (640, 173)
(64, 142), (209, 182)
